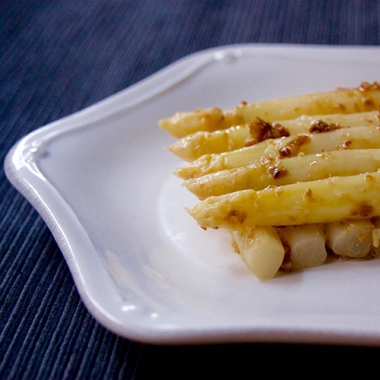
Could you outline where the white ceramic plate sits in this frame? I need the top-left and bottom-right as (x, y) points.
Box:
(5, 44), (380, 345)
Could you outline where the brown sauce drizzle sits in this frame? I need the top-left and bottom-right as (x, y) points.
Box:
(279, 242), (292, 272)
(351, 202), (373, 218)
(362, 97), (375, 107)
(224, 210), (247, 224)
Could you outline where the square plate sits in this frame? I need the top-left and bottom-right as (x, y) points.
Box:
(5, 44), (380, 345)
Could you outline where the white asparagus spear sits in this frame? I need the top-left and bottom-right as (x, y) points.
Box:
(184, 149), (380, 199)
(175, 126), (380, 179)
(277, 224), (327, 269)
(231, 227), (285, 280)
(169, 111), (379, 161)
(371, 218), (380, 257)
(188, 172), (380, 229)
(159, 82), (380, 138)
(325, 220), (374, 258)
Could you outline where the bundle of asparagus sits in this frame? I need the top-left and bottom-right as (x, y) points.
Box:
(160, 82), (380, 279)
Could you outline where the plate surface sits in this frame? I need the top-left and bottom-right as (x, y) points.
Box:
(5, 44), (380, 345)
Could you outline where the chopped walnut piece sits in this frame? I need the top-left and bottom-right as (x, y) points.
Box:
(268, 166), (288, 179)
(309, 120), (341, 133)
(340, 140), (352, 149)
(304, 188), (312, 197)
(246, 117), (289, 146)
(279, 135), (311, 157)
(359, 81), (380, 92)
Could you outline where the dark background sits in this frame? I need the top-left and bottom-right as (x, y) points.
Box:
(2, 1), (380, 378)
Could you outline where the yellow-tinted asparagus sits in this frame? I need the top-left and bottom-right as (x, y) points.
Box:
(188, 172), (380, 229)
(169, 111), (379, 161)
(160, 82), (380, 279)
(184, 149), (380, 199)
(159, 83), (380, 138)
(175, 126), (380, 179)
